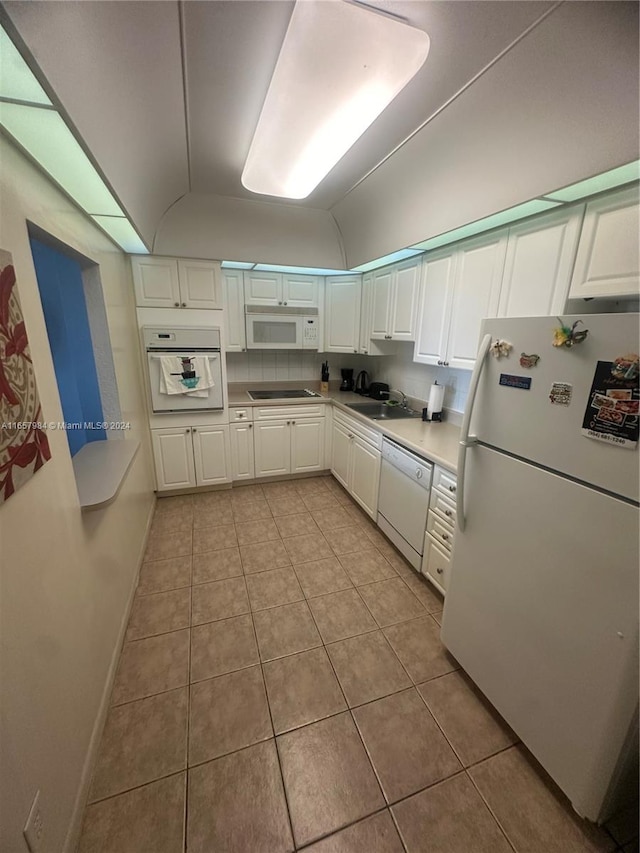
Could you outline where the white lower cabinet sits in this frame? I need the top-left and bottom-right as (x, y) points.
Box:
(253, 406), (326, 478)
(152, 424), (230, 491)
(331, 411), (382, 518)
(421, 465), (457, 594)
(422, 536), (451, 594)
(254, 421), (291, 477)
(229, 422), (255, 480)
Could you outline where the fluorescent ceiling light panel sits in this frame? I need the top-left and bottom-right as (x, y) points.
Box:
(351, 247), (423, 273)
(253, 263), (351, 275)
(542, 161), (640, 203)
(242, 0), (429, 199)
(91, 216), (148, 254)
(0, 102), (124, 216)
(0, 24), (51, 105)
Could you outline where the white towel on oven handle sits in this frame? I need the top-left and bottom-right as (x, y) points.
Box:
(158, 355), (215, 397)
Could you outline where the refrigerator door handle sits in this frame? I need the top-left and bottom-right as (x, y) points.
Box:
(457, 333), (492, 533)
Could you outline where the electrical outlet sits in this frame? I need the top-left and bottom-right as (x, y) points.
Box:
(23, 790), (44, 853)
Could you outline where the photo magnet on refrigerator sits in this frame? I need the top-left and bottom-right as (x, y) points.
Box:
(549, 382), (573, 406)
(581, 359), (639, 449)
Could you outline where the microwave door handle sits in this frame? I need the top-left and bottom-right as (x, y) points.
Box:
(457, 333), (491, 534)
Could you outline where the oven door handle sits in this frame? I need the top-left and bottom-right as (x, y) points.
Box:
(148, 353), (219, 360)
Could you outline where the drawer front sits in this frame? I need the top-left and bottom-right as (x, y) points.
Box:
(429, 489), (457, 526)
(433, 466), (458, 500)
(422, 534), (451, 593)
(333, 410), (382, 450)
(254, 404), (325, 421)
(229, 407), (253, 422)
(426, 510), (455, 551)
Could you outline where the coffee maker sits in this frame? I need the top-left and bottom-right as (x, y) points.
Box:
(340, 368), (354, 392)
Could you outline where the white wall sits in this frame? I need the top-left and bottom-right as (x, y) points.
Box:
(0, 137), (155, 853)
(332, 1), (640, 268)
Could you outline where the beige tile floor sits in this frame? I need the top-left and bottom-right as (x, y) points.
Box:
(78, 475), (637, 853)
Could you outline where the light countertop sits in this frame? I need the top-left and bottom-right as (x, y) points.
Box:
(227, 382), (460, 472)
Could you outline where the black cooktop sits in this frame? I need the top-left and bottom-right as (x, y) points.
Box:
(248, 389), (322, 400)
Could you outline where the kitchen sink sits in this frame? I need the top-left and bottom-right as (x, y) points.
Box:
(345, 402), (421, 421)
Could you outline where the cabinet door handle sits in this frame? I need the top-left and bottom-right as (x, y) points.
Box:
(354, 348), (358, 353)
(278, 301), (283, 305)
(292, 421), (296, 425)
(449, 485), (456, 493)
(185, 428), (190, 433)
(445, 509), (452, 517)
(364, 349), (368, 354)
(283, 301), (288, 306)
(192, 427), (197, 432)
(437, 360), (442, 365)
(348, 433), (354, 439)
(444, 361), (449, 366)
(436, 567), (444, 574)
(181, 302), (187, 308)
(442, 533), (449, 540)
(174, 302), (180, 307)
(249, 424), (253, 429)
(287, 421), (291, 425)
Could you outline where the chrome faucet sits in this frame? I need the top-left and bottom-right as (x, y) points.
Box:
(389, 388), (409, 409)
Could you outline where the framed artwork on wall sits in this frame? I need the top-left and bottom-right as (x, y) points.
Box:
(0, 249), (51, 504)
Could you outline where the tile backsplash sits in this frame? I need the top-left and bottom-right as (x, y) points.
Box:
(226, 346), (470, 416)
(225, 351), (369, 384)
(374, 343), (471, 414)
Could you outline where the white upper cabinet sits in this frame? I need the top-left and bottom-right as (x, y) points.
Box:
(370, 268), (393, 338)
(177, 260), (222, 309)
(243, 271), (319, 307)
(447, 232), (508, 370)
(414, 232), (507, 370)
(132, 256), (221, 309)
(498, 205), (584, 318)
(569, 185), (640, 299)
(283, 274), (320, 307)
(132, 257), (180, 308)
(324, 275), (361, 353)
(370, 258), (421, 341)
(413, 248), (457, 366)
(222, 270), (246, 352)
(359, 274), (391, 356)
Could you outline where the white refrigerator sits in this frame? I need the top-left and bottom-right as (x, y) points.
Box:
(441, 313), (639, 823)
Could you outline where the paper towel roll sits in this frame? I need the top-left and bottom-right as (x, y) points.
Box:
(427, 383), (445, 420)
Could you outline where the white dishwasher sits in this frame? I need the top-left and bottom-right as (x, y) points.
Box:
(377, 438), (433, 570)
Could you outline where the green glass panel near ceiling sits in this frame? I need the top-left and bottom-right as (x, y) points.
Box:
(411, 199), (560, 253)
(221, 261), (256, 270)
(351, 248), (423, 273)
(253, 263), (352, 275)
(0, 101), (123, 216)
(542, 161), (640, 203)
(91, 216), (147, 254)
(0, 25), (51, 105)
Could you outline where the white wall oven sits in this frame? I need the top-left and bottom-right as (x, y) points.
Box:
(245, 305), (319, 350)
(143, 325), (224, 413)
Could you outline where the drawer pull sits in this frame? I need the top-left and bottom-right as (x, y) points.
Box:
(442, 533), (449, 540)
(444, 509), (452, 517)
(436, 567), (444, 574)
(448, 485), (456, 492)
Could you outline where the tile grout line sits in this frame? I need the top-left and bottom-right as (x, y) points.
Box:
(246, 585), (298, 853)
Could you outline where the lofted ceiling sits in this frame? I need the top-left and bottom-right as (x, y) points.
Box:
(1, 0), (638, 266)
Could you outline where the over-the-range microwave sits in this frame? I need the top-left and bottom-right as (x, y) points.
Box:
(245, 305), (319, 350)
